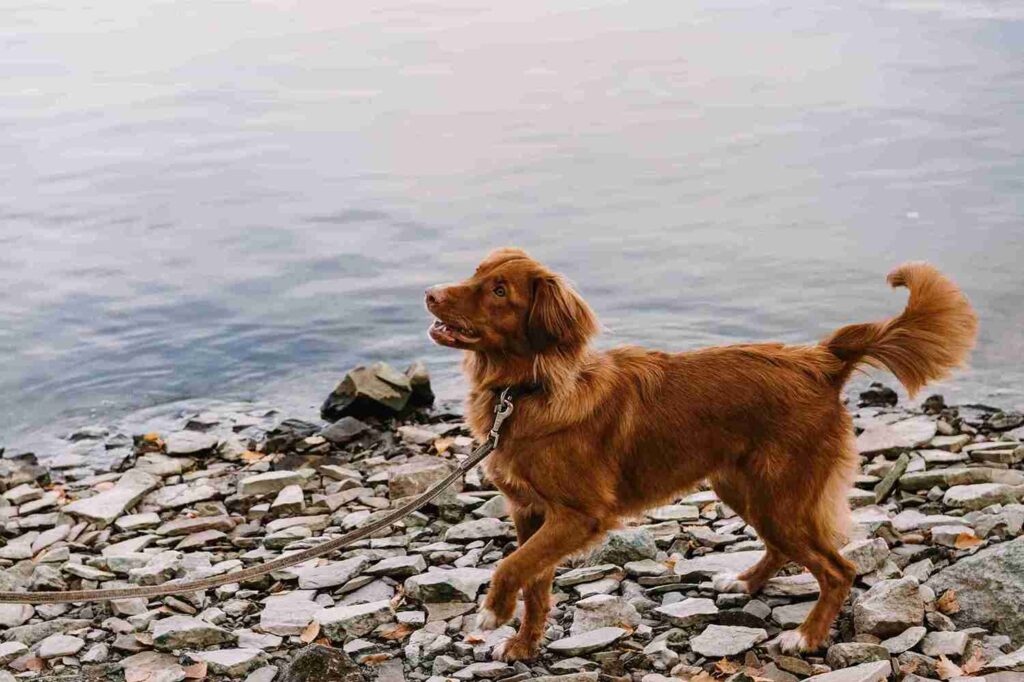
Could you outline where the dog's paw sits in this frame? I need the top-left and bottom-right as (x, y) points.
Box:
(492, 635), (538, 662)
(778, 629), (811, 654)
(475, 607), (503, 631)
(712, 573), (750, 594)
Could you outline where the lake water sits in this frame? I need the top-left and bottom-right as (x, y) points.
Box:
(3, 0), (1023, 456)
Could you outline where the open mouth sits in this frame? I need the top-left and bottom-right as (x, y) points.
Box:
(429, 318), (480, 347)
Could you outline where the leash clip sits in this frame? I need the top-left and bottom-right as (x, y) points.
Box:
(489, 387), (515, 448)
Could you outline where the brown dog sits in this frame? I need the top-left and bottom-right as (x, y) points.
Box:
(425, 248), (977, 661)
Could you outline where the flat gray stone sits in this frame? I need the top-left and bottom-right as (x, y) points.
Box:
(674, 550), (763, 580)
(690, 624), (768, 657)
(805, 660), (892, 682)
(37, 633), (85, 659)
(318, 599), (394, 639)
(64, 470), (160, 528)
(857, 416), (935, 454)
(164, 431), (219, 456)
(292, 557), (372, 590)
(151, 615), (235, 650)
(853, 578), (924, 637)
(239, 471), (304, 497)
(547, 627), (628, 655)
(654, 597), (719, 627)
(404, 567), (492, 602)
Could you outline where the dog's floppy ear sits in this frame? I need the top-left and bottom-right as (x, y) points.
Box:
(527, 275), (599, 352)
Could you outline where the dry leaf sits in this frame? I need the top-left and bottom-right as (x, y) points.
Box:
(143, 432), (161, 443)
(23, 658), (44, 672)
(954, 532), (983, 549)
(360, 653), (391, 665)
(183, 661), (208, 679)
(379, 622), (415, 641)
(899, 657), (921, 675)
(299, 620), (320, 644)
(691, 673), (717, 682)
(715, 659), (741, 675)
(241, 450), (264, 462)
(935, 655), (963, 680)
(961, 649), (986, 674)
(464, 634), (485, 644)
(434, 437), (455, 454)
(937, 589), (961, 614)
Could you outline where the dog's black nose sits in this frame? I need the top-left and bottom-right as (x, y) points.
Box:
(425, 287), (442, 306)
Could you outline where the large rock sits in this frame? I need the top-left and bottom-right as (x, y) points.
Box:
(292, 557), (371, 590)
(150, 615), (236, 650)
(547, 627), (628, 655)
(943, 483), (1020, 510)
(184, 649), (267, 677)
(654, 597), (719, 627)
(321, 362), (413, 420)
(926, 535), (1024, 643)
(853, 578), (924, 637)
(856, 416), (935, 454)
(588, 528), (658, 565)
(388, 457), (460, 500)
(120, 652), (185, 682)
(805, 660), (891, 682)
(64, 470), (160, 528)
(319, 417), (371, 445)
(674, 550), (763, 580)
(260, 592), (324, 636)
(239, 470), (305, 497)
(404, 568), (492, 602)
(317, 599), (394, 640)
(279, 644), (365, 682)
(163, 431), (218, 457)
(570, 595), (641, 634)
(444, 518), (512, 542)
(690, 625), (768, 657)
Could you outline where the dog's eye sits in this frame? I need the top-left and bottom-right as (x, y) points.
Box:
(493, 285), (506, 297)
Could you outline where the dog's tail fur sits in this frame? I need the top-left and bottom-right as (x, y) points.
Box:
(821, 262), (978, 397)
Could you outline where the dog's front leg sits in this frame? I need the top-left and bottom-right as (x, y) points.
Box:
(478, 507), (604, 633)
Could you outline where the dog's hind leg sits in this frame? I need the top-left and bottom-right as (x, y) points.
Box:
(711, 474), (789, 594)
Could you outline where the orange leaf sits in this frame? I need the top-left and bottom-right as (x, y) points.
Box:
(300, 620), (320, 644)
(359, 653), (391, 665)
(379, 622), (414, 641)
(691, 672), (717, 682)
(183, 661), (207, 679)
(954, 532), (983, 549)
(961, 649), (986, 675)
(937, 589), (961, 614)
(935, 655), (963, 680)
(715, 659), (741, 675)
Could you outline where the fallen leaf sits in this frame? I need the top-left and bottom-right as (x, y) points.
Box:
(300, 620), (320, 644)
(464, 634), (485, 644)
(937, 589), (961, 614)
(935, 655), (963, 680)
(183, 661), (207, 679)
(715, 659), (741, 675)
(379, 622), (415, 641)
(899, 657), (921, 675)
(954, 532), (983, 549)
(434, 437), (455, 454)
(961, 649), (986, 674)
(359, 653), (391, 665)
(23, 658), (44, 672)
(241, 450), (264, 462)
(691, 673), (717, 682)
(143, 432), (161, 443)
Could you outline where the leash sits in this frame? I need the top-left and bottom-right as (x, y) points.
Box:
(0, 389), (516, 605)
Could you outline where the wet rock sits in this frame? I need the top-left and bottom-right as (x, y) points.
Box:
(405, 360), (435, 407)
(926, 535), (1024, 642)
(319, 417), (372, 445)
(588, 528), (657, 565)
(264, 419), (321, 453)
(547, 626), (628, 655)
(859, 383), (897, 407)
(164, 431), (219, 457)
(690, 624), (768, 657)
(853, 577), (924, 637)
(64, 470), (160, 527)
(321, 362), (413, 420)
(279, 644), (365, 682)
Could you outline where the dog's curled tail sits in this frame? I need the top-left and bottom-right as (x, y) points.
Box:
(822, 262), (978, 397)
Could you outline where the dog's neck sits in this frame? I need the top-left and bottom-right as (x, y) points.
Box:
(463, 346), (590, 400)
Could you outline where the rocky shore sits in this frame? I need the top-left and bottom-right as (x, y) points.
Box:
(1, 364), (1023, 682)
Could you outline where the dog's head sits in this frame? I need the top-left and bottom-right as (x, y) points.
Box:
(425, 248), (598, 355)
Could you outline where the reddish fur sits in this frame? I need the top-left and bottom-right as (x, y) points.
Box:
(425, 249), (977, 660)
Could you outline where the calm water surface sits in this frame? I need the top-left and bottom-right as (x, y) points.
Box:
(3, 1), (1023, 455)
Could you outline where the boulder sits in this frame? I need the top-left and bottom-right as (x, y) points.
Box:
(926, 535), (1024, 643)
(279, 644), (365, 682)
(321, 362), (413, 420)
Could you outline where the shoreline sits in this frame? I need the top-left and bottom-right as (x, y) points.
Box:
(0, 360), (1022, 681)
